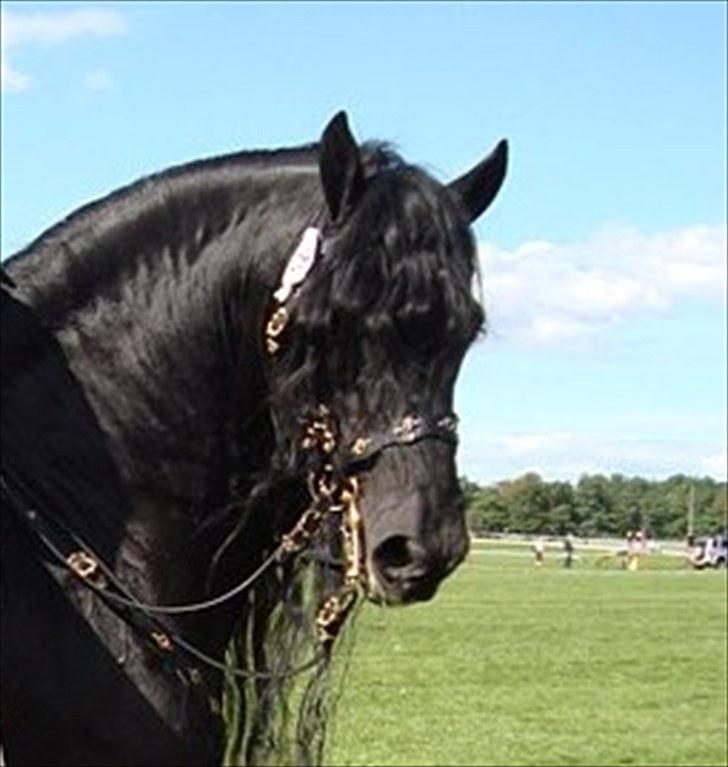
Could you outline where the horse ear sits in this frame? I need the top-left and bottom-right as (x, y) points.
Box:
(448, 139), (508, 223)
(319, 111), (365, 223)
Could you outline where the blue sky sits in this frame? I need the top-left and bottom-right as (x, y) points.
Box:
(2, 1), (726, 484)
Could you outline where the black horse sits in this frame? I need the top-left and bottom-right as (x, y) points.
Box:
(0, 112), (507, 766)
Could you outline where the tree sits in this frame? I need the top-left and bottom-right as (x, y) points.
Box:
(500, 473), (551, 534)
(466, 486), (509, 534)
(574, 474), (618, 536)
(459, 473), (726, 540)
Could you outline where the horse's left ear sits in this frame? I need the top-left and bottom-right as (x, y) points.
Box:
(319, 111), (365, 223)
(448, 139), (508, 223)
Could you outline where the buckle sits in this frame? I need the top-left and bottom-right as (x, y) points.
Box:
(67, 551), (107, 588)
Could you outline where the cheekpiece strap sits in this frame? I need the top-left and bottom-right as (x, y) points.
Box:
(266, 226), (323, 355)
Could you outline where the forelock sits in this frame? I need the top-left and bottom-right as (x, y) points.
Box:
(271, 155), (484, 412)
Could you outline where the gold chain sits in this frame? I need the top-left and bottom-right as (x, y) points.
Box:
(271, 407), (368, 651)
(315, 476), (366, 650)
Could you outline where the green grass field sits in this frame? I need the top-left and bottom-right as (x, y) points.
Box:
(325, 542), (727, 767)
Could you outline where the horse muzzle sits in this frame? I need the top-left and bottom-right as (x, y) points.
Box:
(364, 512), (470, 606)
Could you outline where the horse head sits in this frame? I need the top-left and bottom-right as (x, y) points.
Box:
(264, 112), (507, 607)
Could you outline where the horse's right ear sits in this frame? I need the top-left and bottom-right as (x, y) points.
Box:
(448, 139), (508, 223)
(319, 111), (365, 223)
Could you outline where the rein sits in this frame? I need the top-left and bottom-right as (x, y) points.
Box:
(0, 470), (328, 682)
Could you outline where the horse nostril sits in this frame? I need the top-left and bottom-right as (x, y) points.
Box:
(372, 535), (427, 583)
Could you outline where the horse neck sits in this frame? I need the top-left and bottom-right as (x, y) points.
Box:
(9, 158), (323, 653)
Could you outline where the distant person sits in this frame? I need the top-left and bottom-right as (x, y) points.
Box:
(563, 533), (575, 568)
(627, 530), (641, 571)
(621, 531), (634, 570)
(533, 538), (545, 567)
(638, 529), (648, 555)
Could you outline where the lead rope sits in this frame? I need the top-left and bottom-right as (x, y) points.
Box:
(1, 469), (339, 681)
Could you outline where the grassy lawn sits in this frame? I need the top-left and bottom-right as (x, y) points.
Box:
(325, 542), (727, 766)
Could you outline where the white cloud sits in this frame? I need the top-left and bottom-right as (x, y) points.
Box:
(0, 56), (30, 92)
(1, 7), (126, 46)
(702, 450), (728, 481)
(479, 225), (727, 345)
(1, 7), (126, 92)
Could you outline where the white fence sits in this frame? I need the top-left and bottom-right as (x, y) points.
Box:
(472, 532), (688, 556)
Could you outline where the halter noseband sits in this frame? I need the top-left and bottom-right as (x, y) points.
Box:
(346, 413), (459, 468)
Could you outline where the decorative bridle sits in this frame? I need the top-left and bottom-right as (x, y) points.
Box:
(1, 222), (460, 683)
(264, 225), (460, 649)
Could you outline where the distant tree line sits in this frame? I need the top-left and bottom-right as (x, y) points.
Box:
(461, 473), (727, 540)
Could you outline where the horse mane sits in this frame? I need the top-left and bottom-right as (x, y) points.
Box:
(11, 144), (320, 257)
